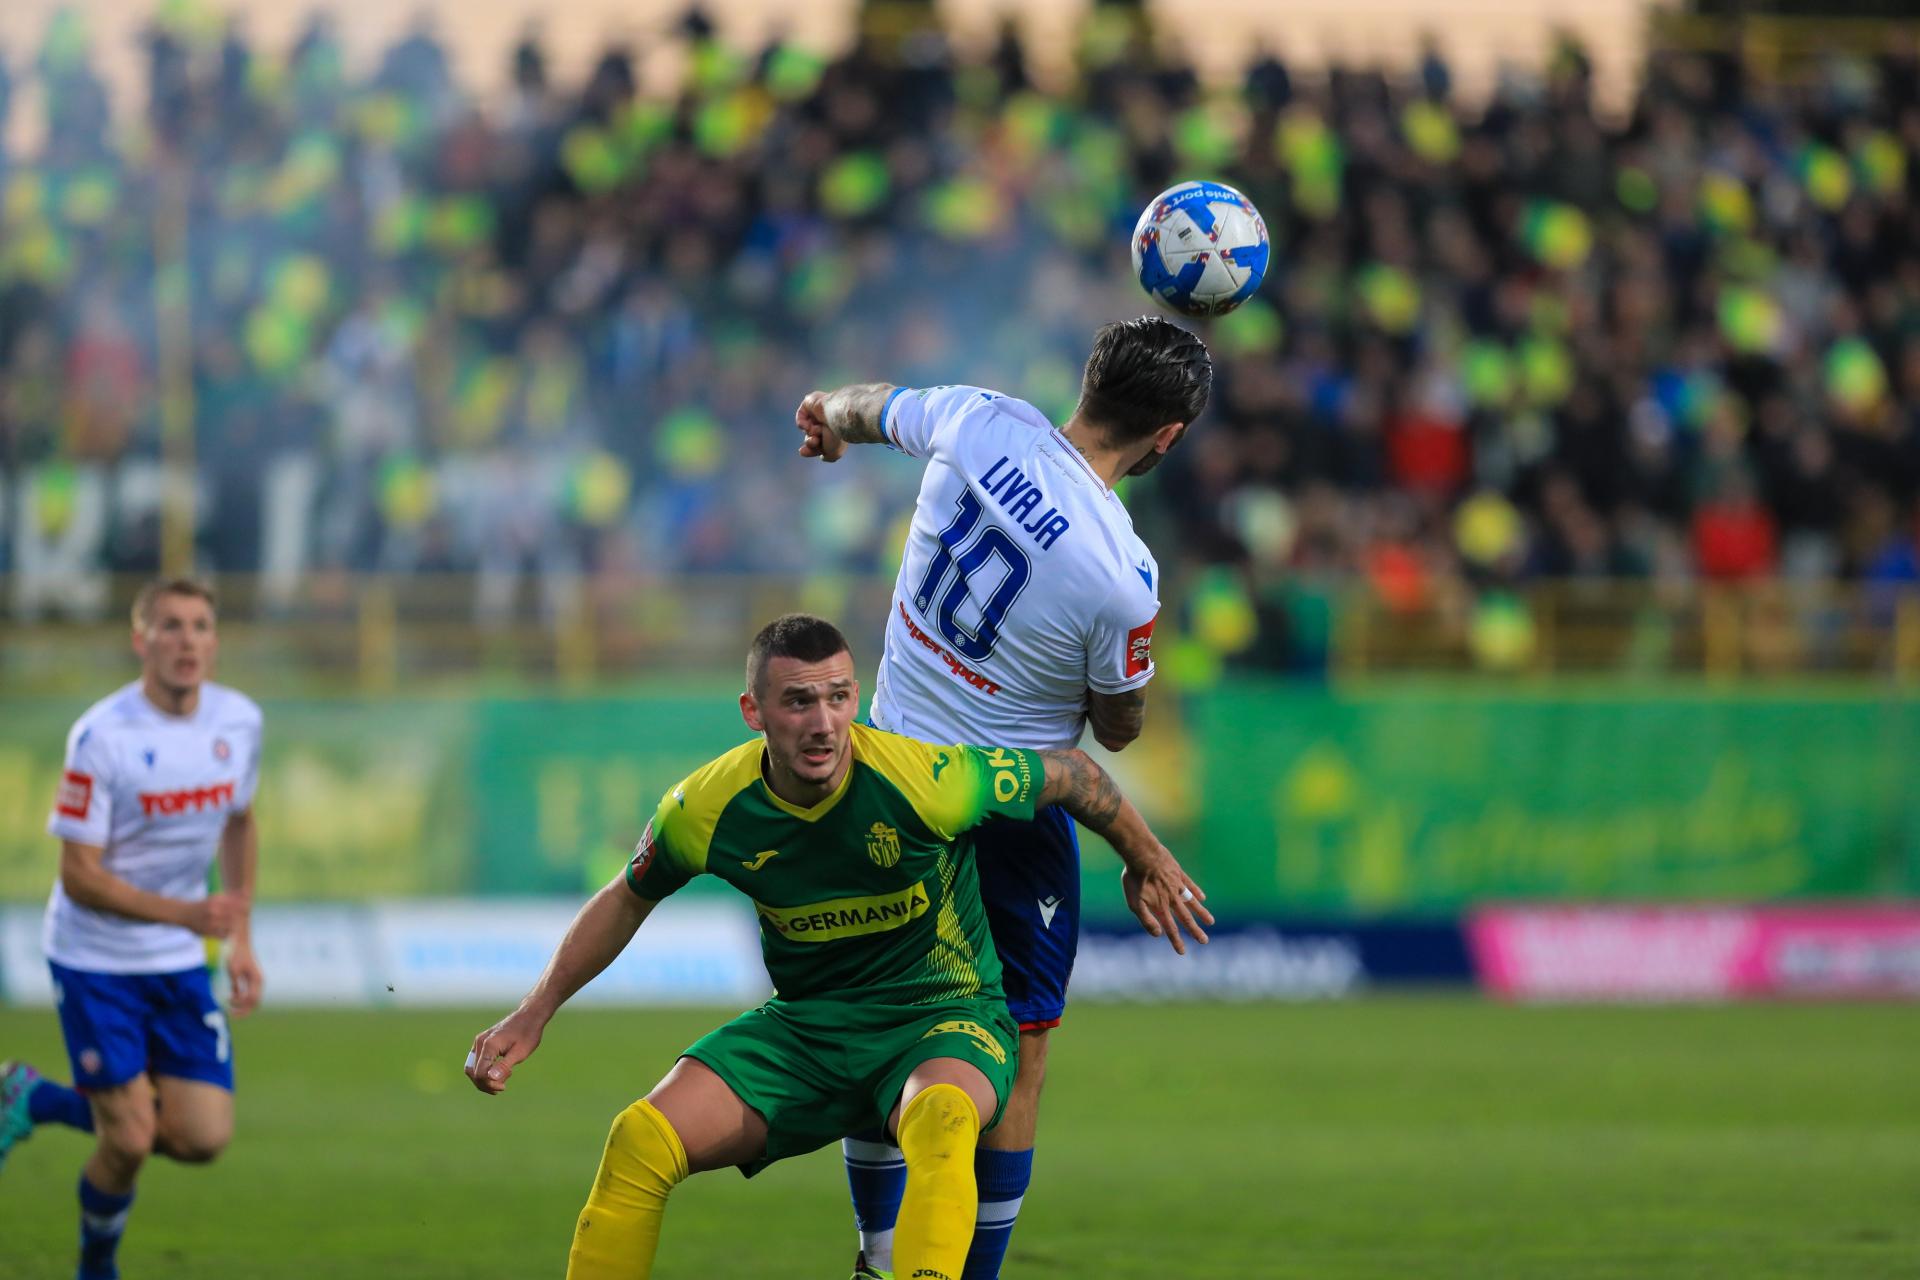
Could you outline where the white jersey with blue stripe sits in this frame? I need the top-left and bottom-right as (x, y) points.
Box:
(871, 385), (1160, 752)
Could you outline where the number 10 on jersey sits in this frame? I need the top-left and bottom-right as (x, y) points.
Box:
(912, 491), (1033, 662)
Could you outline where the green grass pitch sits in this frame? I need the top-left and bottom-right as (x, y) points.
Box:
(2, 998), (1916, 1278)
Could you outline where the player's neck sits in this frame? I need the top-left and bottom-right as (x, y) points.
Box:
(1058, 418), (1129, 490)
(140, 675), (201, 718)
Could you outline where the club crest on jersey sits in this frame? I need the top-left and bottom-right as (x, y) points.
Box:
(213, 738), (231, 761)
(866, 822), (902, 868)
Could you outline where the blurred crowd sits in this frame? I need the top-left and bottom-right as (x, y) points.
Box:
(0, 4), (1917, 670)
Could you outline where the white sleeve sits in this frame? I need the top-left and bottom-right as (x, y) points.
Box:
(1087, 590), (1160, 694)
(233, 715), (263, 813)
(881, 385), (1002, 462)
(47, 724), (114, 846)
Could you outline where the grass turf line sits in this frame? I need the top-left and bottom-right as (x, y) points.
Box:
(0, 998), (1914, 1278)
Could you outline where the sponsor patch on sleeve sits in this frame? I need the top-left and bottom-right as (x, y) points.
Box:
(628, 820), (657, 881)
(980, 747), (1037, 806)
(56, 770), (93, 820)
(1125, 616), (1157, 678)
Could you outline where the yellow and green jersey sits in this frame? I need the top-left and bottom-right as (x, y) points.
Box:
(626, 722), (1044, 1006)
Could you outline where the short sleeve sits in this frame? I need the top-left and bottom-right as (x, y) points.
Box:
(867, 732), (1044, 841)
(47, 724), (113, 846)
(232, 714), (264, 813)
(1087, 587), (1159, 694)
(881, 385), (1002, 461)
(624, 788), (702, 901)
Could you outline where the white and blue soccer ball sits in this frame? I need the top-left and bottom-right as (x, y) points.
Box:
(1130, 180), (1270, 318)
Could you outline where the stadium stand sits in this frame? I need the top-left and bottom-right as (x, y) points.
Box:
(0, 6), (1916, 676)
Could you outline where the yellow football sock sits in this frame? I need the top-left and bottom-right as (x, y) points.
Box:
(565, 1099), (689, 1280)
(892, 1084), (981, 1280)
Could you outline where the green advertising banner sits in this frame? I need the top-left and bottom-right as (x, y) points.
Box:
(1193, 684), (1920, 916)
(0, 699), (474, 901)
(4, 685), (1914, 914)
(467, 696), (762, 897)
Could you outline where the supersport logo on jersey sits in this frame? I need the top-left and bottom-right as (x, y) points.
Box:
(898, 602), (1002, 695)
(1125, 617), (1157, 678)
(57, 771), (94, 820)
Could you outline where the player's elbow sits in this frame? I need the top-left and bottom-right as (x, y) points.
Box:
(58, 858), (101, 907)
(1089, 711), (1144, 752)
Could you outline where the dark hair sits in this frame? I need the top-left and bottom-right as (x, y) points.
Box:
(746, 613), (852, 694)
(131, 577), (218, 630)
(1073, 315), (1213, 446)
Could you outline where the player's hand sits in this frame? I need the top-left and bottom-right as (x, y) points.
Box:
(1121, 851), (1213, 955)
(226, 939), (264, 1018)
(183, 892), (246, 940)
(796, 390), (847, 462)
(466, 1007), (547, 1096)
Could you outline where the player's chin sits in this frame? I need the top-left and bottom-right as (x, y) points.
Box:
(795, 745), (839, 776)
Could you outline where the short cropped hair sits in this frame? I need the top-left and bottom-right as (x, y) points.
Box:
(746, 613), (852, 695)
(132, 578), (218, 630)
(1073, 316), (1213, 446)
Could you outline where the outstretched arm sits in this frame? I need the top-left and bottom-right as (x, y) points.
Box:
(1034, 747), (1212, 952)
(795, 382), (897, 461)
(466, 876), (656, 1094)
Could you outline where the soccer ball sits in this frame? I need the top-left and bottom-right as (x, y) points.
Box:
(1130, 180), (1270, 317)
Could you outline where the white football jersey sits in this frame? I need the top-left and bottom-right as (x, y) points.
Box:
(44, 681), (263, 974)
(871, 385), (1160, 751)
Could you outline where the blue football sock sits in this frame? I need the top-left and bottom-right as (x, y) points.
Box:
(842, 1130), (906, 1269)
(963, 1146), (1034, 1280)
(78, 1174), (134, 1280)
(30, 1080), (94, 1132)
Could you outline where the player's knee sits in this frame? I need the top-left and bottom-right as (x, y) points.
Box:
(900, 1083), (980, 1166)
(160, 1120), (232, 1164)
(97, 1111), (157, 1163)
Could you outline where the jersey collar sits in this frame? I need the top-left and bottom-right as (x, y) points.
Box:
(1049, 429), (1127, 510)
(758, 749), (855, 821)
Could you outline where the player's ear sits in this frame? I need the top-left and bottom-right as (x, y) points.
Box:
(1153, 421), (1188, 455)
(740, 691), (765, 733)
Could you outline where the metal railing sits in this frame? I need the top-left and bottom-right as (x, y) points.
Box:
(1332, 578), (1920, 681)
(7, 573), (1920, 692)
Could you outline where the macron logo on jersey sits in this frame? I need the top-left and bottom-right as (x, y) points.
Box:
(1126, 617), (1157, 679)
(138, 781), (236, 818)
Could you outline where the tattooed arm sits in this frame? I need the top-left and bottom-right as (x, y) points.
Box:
(1035, 747), (1212, 953)
(795, 382), (898, 461)
(1086, 687), (1148, 752)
